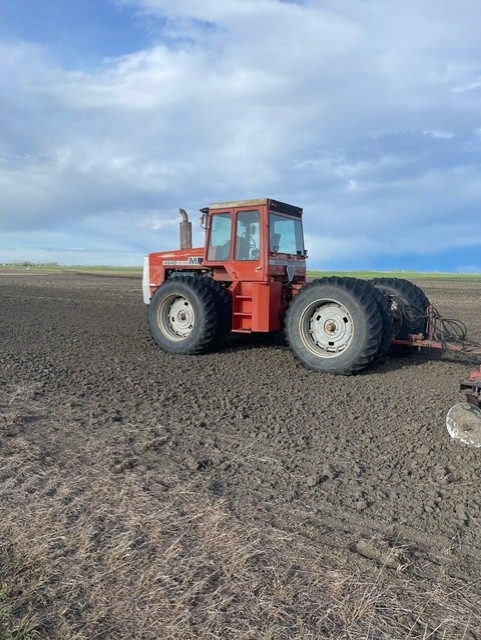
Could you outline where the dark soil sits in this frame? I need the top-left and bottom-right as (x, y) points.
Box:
(2, 272), (481, 638)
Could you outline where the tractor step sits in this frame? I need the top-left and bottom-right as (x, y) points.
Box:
(232, 286), (253, 331)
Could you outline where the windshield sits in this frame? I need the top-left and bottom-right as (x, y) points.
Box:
(269, 213), (305, 256)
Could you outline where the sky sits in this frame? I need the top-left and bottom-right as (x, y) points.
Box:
(2, 0), (481, 271)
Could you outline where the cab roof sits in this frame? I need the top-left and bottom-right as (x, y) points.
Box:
(208, 198), (303, 217)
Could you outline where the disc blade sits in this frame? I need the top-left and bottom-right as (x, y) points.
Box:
(446, 402), (481, 447)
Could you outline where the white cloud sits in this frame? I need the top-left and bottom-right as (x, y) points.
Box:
(453, 81), (481, 94)
(422, 130), (455, 139)
(1, 0), (481, 267)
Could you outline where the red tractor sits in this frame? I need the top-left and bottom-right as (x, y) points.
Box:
(142, 198), (431, 375)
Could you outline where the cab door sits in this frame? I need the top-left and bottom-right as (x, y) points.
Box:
(232, 208), (264, 282)
(231, 208), (280, 332)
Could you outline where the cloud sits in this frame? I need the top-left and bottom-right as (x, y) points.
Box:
(1, 0), (481, 268)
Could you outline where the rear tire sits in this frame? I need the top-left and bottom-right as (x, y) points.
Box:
(321, 276), (393, 365)
(149, 276), (218, 354)
(285, 277), (383, 375)
(367, 283), (394, 363)
(370, 278), (429, 352)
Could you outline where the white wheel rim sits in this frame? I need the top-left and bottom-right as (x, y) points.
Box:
(301, 300), (354, 358)
(158, 294), (195, 341)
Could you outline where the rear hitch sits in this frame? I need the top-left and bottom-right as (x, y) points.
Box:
(393, 305), (481, 359)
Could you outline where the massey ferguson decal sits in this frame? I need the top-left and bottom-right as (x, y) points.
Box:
(162, 257), (204, 266)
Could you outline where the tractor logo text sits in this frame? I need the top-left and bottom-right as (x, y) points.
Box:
(162, 257), (203, 266)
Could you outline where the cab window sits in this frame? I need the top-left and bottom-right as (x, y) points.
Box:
(269, 213), (305, 255)
(235, 210), (260, 261)
(207, 213), (232, 261)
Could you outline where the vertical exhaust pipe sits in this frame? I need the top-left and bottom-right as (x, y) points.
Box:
(179, 208), (192, 249)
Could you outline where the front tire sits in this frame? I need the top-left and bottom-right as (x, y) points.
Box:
(149, 276), (219, 354)
(168, 273), (232, 345)
(199, 278), (232, 344)
(285, 277), (383, 375)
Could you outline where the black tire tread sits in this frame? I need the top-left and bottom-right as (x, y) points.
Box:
(149, 276), (219, 355)
(322, 276), (393, 364)
(370, 277), (429, 339)
(285, 277), (383, 375)
(199, 277), (232, 344)
(369, 284), (394, 363)
(168, 273), (232, 345)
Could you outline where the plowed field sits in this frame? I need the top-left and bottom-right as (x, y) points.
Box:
(2, 272), (481, 639)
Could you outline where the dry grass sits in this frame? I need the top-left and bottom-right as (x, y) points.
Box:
(1, 397), (481, 638)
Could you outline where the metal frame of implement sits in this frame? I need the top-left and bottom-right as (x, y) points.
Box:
(390, 304), (481, 409)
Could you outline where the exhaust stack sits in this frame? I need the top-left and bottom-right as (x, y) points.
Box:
(179, 208), (192, 249)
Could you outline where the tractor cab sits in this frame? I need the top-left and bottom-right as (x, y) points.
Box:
(203, 198), (307, 286)
(199, 198), (307, 332)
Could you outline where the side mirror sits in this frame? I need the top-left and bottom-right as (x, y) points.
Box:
(199, 207), (209, 229)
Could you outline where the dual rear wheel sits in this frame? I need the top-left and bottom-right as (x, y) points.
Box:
(285, 277), (389, 375)
(285, 276), (429, 374)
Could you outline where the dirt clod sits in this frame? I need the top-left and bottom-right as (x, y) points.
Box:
(354, 539), (408, 569)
